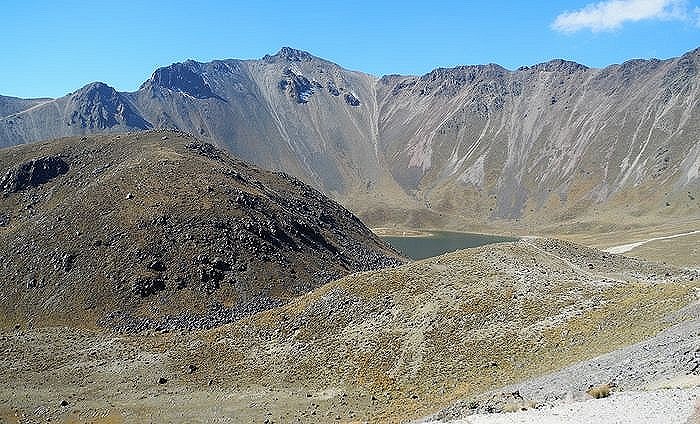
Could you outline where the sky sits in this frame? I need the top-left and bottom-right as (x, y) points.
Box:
(2, 0), (700, 98)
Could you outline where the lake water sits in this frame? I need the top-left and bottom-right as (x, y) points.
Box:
(381, 231), (517, 260)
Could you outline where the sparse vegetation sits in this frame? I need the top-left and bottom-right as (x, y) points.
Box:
(587, 383), (612, 399)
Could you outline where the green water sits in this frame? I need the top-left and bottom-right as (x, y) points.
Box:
(382, 231), (517, 260)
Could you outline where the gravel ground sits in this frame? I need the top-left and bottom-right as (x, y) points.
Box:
(446, 388), (700, 424)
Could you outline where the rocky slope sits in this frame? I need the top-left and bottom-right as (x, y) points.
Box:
(2, 239), (697, 423)
(1, 47), (698, 232)
(0, 130), (402, 330)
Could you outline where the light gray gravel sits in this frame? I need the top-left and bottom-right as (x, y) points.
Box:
(447, 388), (700, 424)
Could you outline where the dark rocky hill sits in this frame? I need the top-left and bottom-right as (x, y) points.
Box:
(0, 130), (403, 331)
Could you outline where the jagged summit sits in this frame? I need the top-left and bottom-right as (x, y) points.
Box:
(264, 46), (315, 63)
(420, 63), (509, 81)
(73, 81), (114, 93)
(69, 82), (122, 104)
(526, 59), (589, 74)
(67, 82), (149, 130)
(141, 61), (222, 100)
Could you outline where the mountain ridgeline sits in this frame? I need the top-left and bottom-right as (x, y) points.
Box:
(1, 47), (699, 230)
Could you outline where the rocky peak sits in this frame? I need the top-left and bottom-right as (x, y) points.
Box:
(264, 47), (314, 63)
(618, 58), (663, 73)
(421, 64), (507, 83)
(527, 59), (589, 74)
(409, 64), (509, 96)
(67, 82), (149, 130)
(142, 61), (220, 100)
(71, 82), (119, 101)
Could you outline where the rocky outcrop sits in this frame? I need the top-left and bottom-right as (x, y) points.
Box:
(141, 61), (222, 100)
(344, 92), (360, 106)
(279, 68), (315, 103)
(0, 156), (68, 194)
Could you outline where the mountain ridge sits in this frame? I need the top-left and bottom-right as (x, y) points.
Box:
(1, 46), (698, 232)
(6, 45), (688, 101)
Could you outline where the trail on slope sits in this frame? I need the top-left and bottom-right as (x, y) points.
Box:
(521, 239), (626, 284)
(604, 230), (700, 254)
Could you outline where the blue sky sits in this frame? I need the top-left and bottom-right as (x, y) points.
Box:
(2, 0), (700, 98)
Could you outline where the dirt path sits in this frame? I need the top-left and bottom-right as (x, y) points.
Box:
(604, 230), (700, 254)
(520, 239), (626, 284)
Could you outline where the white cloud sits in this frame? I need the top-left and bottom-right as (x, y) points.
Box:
(552, 0), (689, 33)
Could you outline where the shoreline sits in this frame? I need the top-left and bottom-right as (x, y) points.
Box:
(371, 227), (522, 239)
(370, 227), (435, 237)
